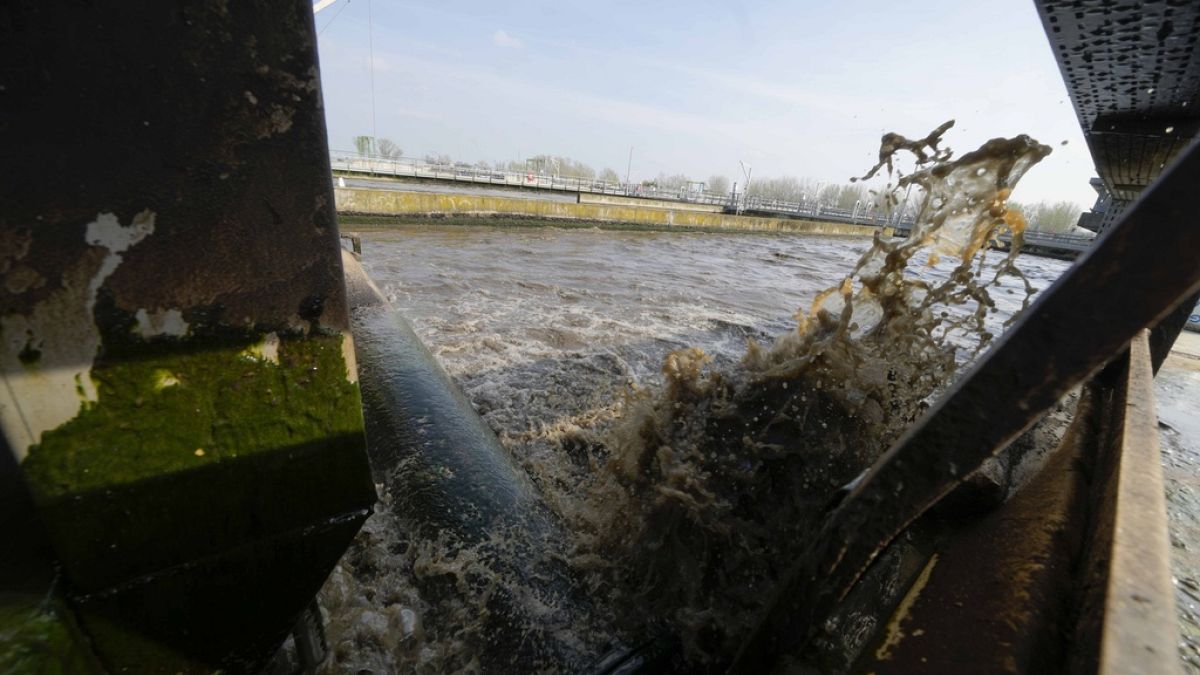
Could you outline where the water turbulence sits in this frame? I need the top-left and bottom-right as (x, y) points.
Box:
(552, 121), (1052, 666)
(318, 122), (1053, 673)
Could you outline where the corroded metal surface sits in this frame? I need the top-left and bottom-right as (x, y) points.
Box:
(1100, 332), (1181, 675)
(0, 1), (375, 671)
(1036, 0), (1200, 203)
(850, 394), (1091, 674)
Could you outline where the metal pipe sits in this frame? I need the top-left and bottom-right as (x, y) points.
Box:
(342, 251), (669, 672)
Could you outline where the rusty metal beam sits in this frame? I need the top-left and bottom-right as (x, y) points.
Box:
(1100, 331), (1181, 675)
(1035, 0), (1200, 203)
(0, 1), (375, 670)
(731, 137), (1200, 673)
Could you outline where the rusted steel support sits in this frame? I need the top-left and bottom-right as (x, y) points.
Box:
(850, 391), (1092, 673)
(1099, 331), (1181, 675)
(731, 138), (1200, 673)
(1151, 291), (1200, 374)
(1, 1), (375, 671)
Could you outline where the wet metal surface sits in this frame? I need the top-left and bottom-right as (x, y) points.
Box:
(732, 138), (1200, 672)
(1036, 0), (1200, 202)
(1, 1), (374, 670)
(1101, 332), (1182, 675)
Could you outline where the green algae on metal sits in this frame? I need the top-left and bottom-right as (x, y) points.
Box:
(20, 332), (362, 500)
(0, 596), (103, 675)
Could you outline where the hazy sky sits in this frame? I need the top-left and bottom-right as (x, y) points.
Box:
(315, 0), (1097, 207)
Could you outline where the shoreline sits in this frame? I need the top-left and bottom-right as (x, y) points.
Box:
(336, 213), (887, 238)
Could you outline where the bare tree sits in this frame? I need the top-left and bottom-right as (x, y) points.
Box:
(707, 175), (731, 195)
(655, 173), (691, 190)
(598, 168), (621, 184)
(376, 138), (402, 159)
(353, 135), (375, 157)
(525, 154), (597, 179)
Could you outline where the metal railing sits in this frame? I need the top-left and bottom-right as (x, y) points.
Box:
(330, 151), (1096, 252)
(329, 151), (904, 223)
(891, 221), (1096, 253)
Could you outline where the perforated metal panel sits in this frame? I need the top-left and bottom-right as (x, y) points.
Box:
(1036, 0), (1200, 202)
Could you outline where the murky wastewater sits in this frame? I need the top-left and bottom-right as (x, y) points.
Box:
(317, 220), (1072, 673)
(314, 114), (1168, 675)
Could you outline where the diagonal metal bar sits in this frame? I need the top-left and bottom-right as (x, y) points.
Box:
(730, 138), (1200, 673)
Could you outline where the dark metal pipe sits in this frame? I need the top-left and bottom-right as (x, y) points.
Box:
(342, 251), (671, 672)
(344, 251), (548, 540)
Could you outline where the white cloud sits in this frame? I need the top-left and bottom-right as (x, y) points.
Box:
(492, 30), (523, 49)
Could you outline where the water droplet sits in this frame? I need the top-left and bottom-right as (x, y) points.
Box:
(1166, 126), (1175, 134)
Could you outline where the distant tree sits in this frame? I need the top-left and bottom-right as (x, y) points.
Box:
(817, 184), (841, 205)
(525, 154), (596, 179)
(376, 138), (402, 159)
(353, 135), (375, 157)
(831, 183), (869, 210)
(655, 173), (691, 190)
(598, 168), (621, 184)
(707, 175), (731, 195)
(1009, 200), (1083, 234)
(423, 153), (452, 165)
(748, 176), (808, 202)
(744, 174), (830, 200)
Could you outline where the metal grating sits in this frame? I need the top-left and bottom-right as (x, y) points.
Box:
(1036, 0), (1200, 202)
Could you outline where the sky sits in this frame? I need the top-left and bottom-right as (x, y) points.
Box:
(314, 0), (1097, 208)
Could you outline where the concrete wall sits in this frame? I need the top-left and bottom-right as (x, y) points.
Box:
(577, 192), (725, 213)
(335, 187), (887, 237)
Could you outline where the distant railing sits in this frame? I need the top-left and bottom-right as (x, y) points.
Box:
(329, 151), (912, 226)
(892, 221), (1096, 253)
(329, 151), (1095, 253)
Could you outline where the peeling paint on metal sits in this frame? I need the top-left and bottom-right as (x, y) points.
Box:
(241, 332), (280, 364)
(341, 329), (359, 383)
(133, 308), (189, 338)
(0, 211), (155, 460)
(4, 265), (45, 294)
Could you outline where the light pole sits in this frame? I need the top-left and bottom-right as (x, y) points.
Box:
(896, 182), (915, 226)
(739, 160), (752, 215)
(626, 147), (633, 189)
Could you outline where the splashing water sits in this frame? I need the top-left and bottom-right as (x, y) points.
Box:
(553, 122), (1052, 665)
(317, 122), (1053, 672)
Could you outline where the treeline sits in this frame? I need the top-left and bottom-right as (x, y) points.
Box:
(350, 136), (1080, 227)
(745, 177), (875, 211)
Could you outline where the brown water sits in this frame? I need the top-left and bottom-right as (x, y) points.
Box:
(318, 123), (1074, 673)
(316, 222), (1069, 672)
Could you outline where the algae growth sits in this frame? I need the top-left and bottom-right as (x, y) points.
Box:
(0, 596), (102, 675)
(21, 332), (362, 500)
(19, 329), (372, 596)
